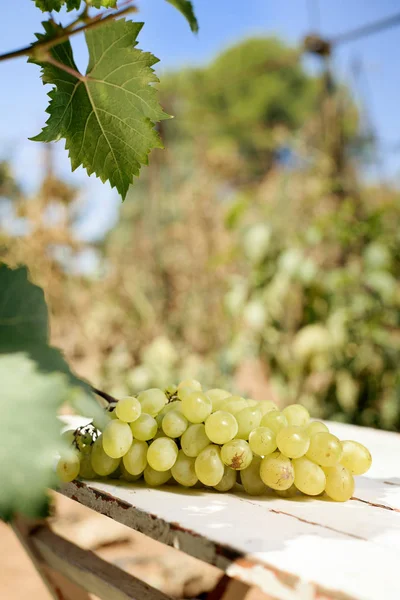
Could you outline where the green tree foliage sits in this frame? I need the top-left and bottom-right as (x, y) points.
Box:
(160, 38), (318, 179)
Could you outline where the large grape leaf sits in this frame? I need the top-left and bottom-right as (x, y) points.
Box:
(165, 0), (198, 32)
(0, 264), (107, 427)
(31, 19), (169, 200)
(0, 354), (70, 521)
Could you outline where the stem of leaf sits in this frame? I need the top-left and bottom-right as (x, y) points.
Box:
(0, 3), (138, 64)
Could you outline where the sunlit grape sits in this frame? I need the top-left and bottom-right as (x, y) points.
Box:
(120, 462), (143, 482)
(181, 424), (210, 457)
(147, 437), (178, 471)
(205, 411), (238, 444)
(171, 450), (198, 487)
(235, 406), (262, 439)
(123, 440), (148, 475)
(258, 400), (278, 415)
(277, 426), (310, 459)
(57, 454), (80, 483)
(324, 465), (354, 502)
(115, 396), (141, 423)
(221, 439), (253, 470)
(293, 457), (326, 495)
(102, 420), (133, 459)
(249, 427), (277, 456)
(306, 421), (329, 436)
(156, 400), (182, 426)
(181, 391), (212, 423)
(260, 411), (288, 434)
(340, 440), (372, 475)
(195, 444), (224, 486)
(260, 452), (294, 490)
(306, 432), (342, 467)
(221, 396), (249, 415)
(137, 388), (168, 416)
(282, 404), (310, 427)
(91, 435), (120, 476)
(207, 388), (231, 411)
(162, 410), (188, 438)
(130, 413), (158, 441)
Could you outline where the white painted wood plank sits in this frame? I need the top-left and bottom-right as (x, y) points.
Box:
(61, 420), (400, 600)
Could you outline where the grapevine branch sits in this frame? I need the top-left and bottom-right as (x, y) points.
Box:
(0, 3), (138, 64)
(91, 386), (118, 404)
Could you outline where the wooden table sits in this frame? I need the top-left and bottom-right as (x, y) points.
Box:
(14, 421), (400, 600)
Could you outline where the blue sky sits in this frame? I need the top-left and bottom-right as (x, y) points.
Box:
(1, 0), (400, 240)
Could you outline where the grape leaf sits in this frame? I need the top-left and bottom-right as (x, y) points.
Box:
(165, 0), (199, 32)
(0, 264), (107, 427)
(31, 19), (169, 200)
(34, 0), (116, 11)
(0, 354), (70, 521)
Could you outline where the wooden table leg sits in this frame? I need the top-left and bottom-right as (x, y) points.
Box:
(12, 516), (90, 600)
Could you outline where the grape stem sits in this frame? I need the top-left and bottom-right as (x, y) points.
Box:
(91, 386), (118, 405)
(0, 3), (138, 64)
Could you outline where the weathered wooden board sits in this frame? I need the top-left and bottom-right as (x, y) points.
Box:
(61, 421), (400, 600)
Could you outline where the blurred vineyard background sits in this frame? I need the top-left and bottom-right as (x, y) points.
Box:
(1, 34), (400, 431)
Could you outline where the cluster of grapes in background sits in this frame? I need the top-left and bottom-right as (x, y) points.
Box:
(58, 380), (372, 502)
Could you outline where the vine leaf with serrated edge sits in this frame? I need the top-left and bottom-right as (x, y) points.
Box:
(0, 354), (71, 522)
(34, 0), (116, 11)
(31, 19), (170, 200)
(0, 264), (107, 427)
(165, 0), (199, 32)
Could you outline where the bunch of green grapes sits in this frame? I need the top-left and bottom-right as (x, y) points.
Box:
(57, 381), (372, 502)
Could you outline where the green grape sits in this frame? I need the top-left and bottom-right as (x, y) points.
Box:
(178, 378), (202, 391)
(221, 396), (249, 415)
(181, 424), (210, 457)
(206, 388), (231, 411)
(109, 409), (118, 420)
(171, 450), (198, 487)
(181, 391), (212, 423)
(147, 437), (178, 471)
(102, 420), (133, 459)
(277, 426), (310, 459)
(282, 404), (310, 427)
(144, 465), (172, 486)
(324, 465), (354, 502)
(235, 406), (262, 439)
(120, 462), (143, 482)
(260, 452), (294, 490)
(61, 429), (75, 446)
(214, 466), (237, 492)
(137, 388), (168, 416)
(91, 436), (120, 476)
(258, 400), (278, 415)
(293, 457), (326, 496)
(57, 454), (80, 483)
(240, 456), (267, 496)
(165, 384), (178, 397)
(340, 440), (372, 475)
(130, 413), (158, 441)
(221, 439), (253, 470)
(156, 400), (182, 426)
(162, 410), (188, 438)
(260, 411), (288, 434)
(275, 484), (298, 498)
(115, 396), (141, 423)
(246, 399), (258, 407)
(123, 439), (148, 475)
(249, 427), (277, 456)
(205, 411), (238, 444)
(306, 421), (329, 436)
(195, 445), (224, 486)
(306, 432), (342, 467)
(79, 451), (96, 479)
(177, 386), (195, 401)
